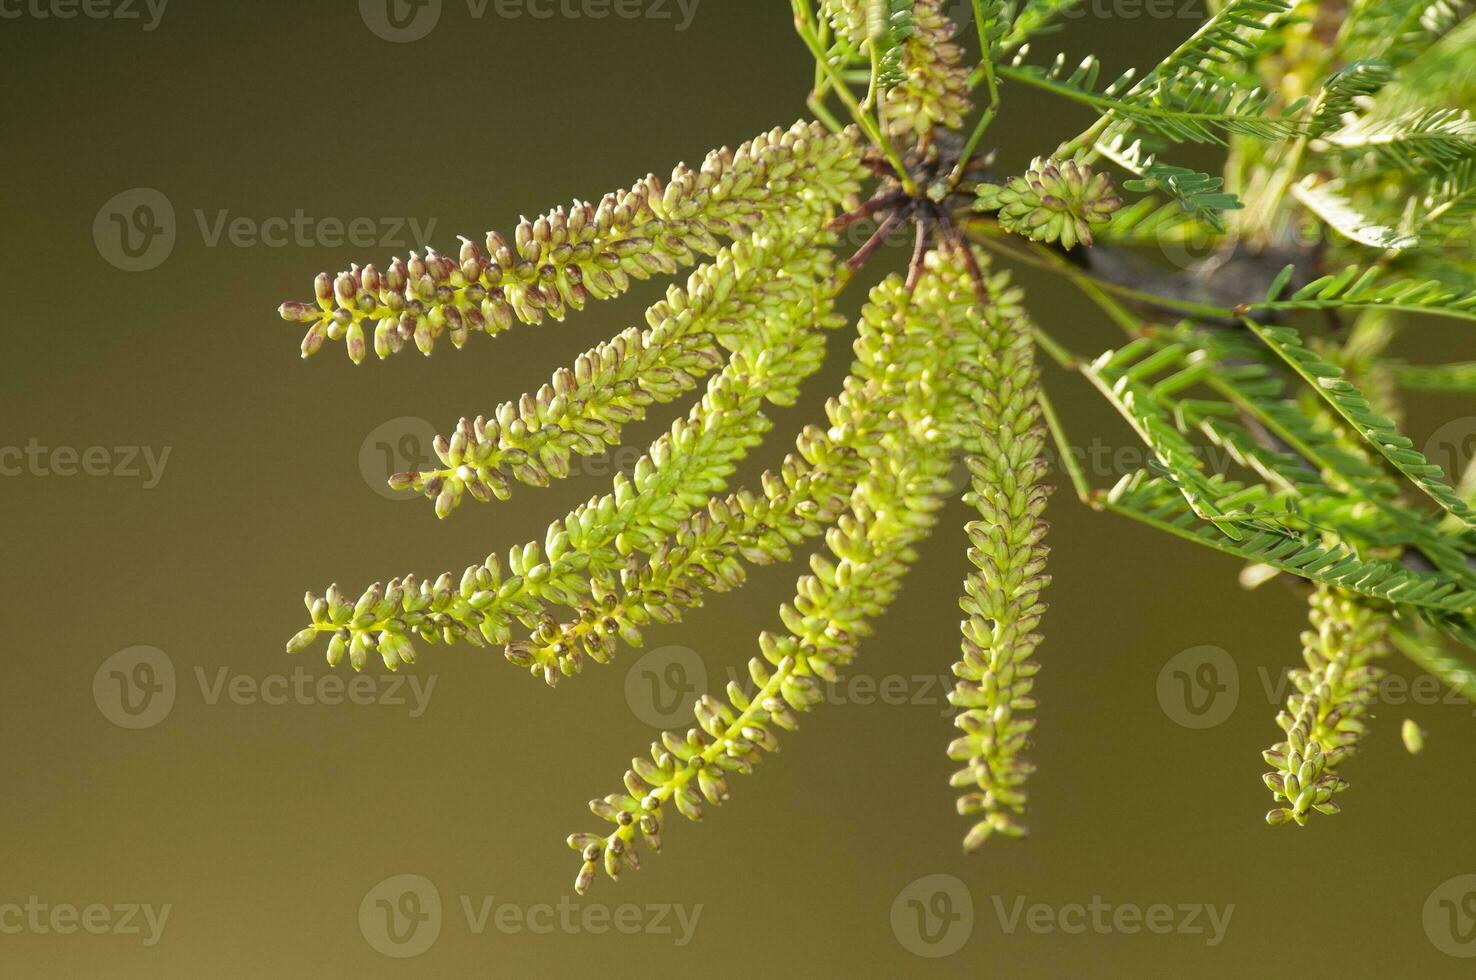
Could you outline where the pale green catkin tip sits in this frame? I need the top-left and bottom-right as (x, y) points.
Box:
(1401, 719), (1425, 755)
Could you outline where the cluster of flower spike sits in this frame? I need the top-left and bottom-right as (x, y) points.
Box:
(397, 224), (849, 517)
(288, 218), (849, 681)
(276, 122), (864, 362)
(1263, 584), (1390, 826)
(975, 157), (1124, 249)
(568, 262), (965, 893)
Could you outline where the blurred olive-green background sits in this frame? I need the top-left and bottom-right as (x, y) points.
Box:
(3, 2), (1475, 976)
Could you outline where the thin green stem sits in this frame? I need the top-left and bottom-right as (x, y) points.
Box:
(964, 220), (1238, 322)
(1031, 323), (1083, 370)
(862, 41), (881, 111)
(808, 90), (845, 132)
(792, 0), (917, 195)
(948, 2), (1002, 188)
(807, 16), (844, 132)
(1035, 383), (1097, 505)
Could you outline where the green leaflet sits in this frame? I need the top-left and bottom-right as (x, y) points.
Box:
(1325, 107), (1476, 173)
(1337, 0), (1474, 68)
(973, 0), (1014, 57)
(1308, 59), (1394, 138)
(1000, 0), (1300, 149)
(1243, 319), (1476, 528)
(1393, 625), (1476, 703)
(1095, 195), (1223, 245)
(998, 56), (1300, 146)
(1250, 264), (1476, 324)
(1079, 325), (1476, 591)
(1289, 179), (1419, 251)
(1402, 160), (1476, 244)
(1082, 337), (1251, 535)
(1101, 471), (1476, 618)
(1000, 0), (1079, 51)
(1121, 163), (1243, 233)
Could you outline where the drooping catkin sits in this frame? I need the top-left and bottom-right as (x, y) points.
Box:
(1263, 584), (1390, 826)
(278, 122), (864, 362)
